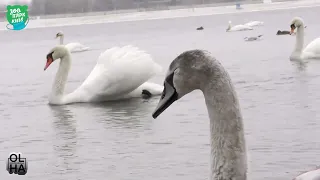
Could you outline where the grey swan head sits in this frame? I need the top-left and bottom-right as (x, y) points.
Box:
(152, 50), (247, 180)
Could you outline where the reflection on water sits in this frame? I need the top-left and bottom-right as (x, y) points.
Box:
(291, 59), (307, 72)
(88, 99), (157, 129)
(49, 106), (78, 174)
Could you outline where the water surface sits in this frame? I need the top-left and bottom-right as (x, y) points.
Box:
(1, 6), (320, 180)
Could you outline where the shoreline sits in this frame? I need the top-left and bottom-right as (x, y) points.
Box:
(1, 0), (320, 30)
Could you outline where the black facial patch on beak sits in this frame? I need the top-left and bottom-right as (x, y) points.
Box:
(152, 70), (178, 119)
(44, 51), (54, 71)
(47, 51), (54, 60)
(290, 24), (296, 30)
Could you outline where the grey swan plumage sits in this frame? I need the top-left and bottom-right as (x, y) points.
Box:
(152, 50), (247, 180)
(196, 26), (204, 30)
(277, 30), (290, 35)
(151, 49), (319, 180)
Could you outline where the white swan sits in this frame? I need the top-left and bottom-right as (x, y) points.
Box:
(152, 49), (320, 180)
(244, 21), (264, 27)
(289, 17), (320, 60)
(226, 21), (253, 32)
(294, 169), (320, 180)
(44, 45), (163, 105)
(55, 31), (90, 53)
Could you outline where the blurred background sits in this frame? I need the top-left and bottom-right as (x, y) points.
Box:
(0, 0), (285, 20)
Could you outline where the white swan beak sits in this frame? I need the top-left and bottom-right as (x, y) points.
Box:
(152, 73), (178, 119)
(44, 55), (53, 71)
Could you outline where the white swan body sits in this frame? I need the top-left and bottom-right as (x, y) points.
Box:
(152, 50), (247, 180)
(244, 21), (264, 27)
(226, 21), (253, 32)
(289, 17), (320, 60)
(44, 45), (163, 105)
(56, 32), (90, 53)
(294, 169), (320, 180)
(65, 43), (90, 53)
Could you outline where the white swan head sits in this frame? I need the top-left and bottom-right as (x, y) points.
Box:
(152, 50), (212, 118)
(55, 31), (64, 39)
(44, 45), (69, 71)
(290, 17), (304, 35)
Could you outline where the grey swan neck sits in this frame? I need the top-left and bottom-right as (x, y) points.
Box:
(49, 54), (71, 104)
(201, 62), (247, 180)
(294, 26), (304, 53)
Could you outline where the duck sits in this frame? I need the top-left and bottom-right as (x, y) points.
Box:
(276, 30), (290, 35)
(196, 26), (204, 30)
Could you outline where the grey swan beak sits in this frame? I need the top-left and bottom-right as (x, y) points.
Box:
(152, 72), (178, 119)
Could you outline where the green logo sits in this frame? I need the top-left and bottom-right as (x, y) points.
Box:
(6, 5), (29, 31)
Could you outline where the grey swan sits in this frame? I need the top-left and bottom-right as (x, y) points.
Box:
(152, 49), (320, 180)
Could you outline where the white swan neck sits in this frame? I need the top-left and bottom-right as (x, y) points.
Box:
(202, 68), (247, 180)
(59, 35), (64, 45)
(49, 54), (71, 104)
(227, 23), (232, 30)
(294, 26), (304, 52)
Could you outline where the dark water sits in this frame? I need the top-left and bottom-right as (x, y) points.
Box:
(1, 6), (320, 180)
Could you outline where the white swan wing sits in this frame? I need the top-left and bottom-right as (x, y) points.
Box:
(303, 37), (320, 57)
(294, 169), (320, 180)
(112, 82), (164, 99)
(74, 45), (162, 101)
(244, 21), (264, 27)
(65, 42), (90, 52)
(231, 24), (253, 31)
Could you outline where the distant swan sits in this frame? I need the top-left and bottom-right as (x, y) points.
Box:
(55, 31), (90, 53)
(289, 17), (320, 60)
(226, 21), (253, 32)
(152, 49), (320, 180)
(44, 45), (163, 105)
(244, 21), (264, 27)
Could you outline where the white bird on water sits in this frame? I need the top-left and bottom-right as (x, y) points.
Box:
(289, 17), (320, 60)
(244, 21), (264, 27)
(152, 49), (320, 180)
(226, 21), (253, 32)
(55, 31), (90, 53)
(44, 45), (163, 105)
(244, 35), (263, 41)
